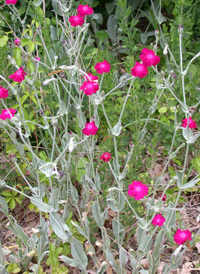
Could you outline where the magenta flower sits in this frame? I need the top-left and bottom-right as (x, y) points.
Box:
(9, 67), (27, 83)
(174, 229), (192, 245)
(69, 14), (84, 27)
(85, 72), (98, 82)
(127, 181), (148, 200)
(95, 60), (111, 74)
(161, 194), (167, 201)
(0, 87), (9, 99)
(182, 117), (197, 129)
(152, 214), (165, 226)
(131, 62), (148, 79)
(82, 121), (98, 136)
(0, 109), (16, 120)
(140, 48), (160, 67)
(35, 56), (41, 61)
(77, 4), (93, 17)
(6, 0), (17, 4)
(100, 152), (111, 162)
(80, 81), (99, 96)
(14, 39), (20, 46)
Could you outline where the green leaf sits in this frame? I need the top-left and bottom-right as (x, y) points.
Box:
(28, 40), (35, 53)
(95, 30), (109, 44)
(0, 35), (8, 47)
(10, 198), (16, 209)
(13, 47), (21, 60)
(27, 61), (35, 73)
(159, 106), (167, 113)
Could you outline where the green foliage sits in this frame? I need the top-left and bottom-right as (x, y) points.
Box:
(7, 263), (21, 273)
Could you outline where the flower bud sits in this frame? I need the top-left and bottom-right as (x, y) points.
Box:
(51, 118), (58, 127)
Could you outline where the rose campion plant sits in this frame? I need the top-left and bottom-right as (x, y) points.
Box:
(77, 4), (93, 17)
(0, 109), (16, 120)
(127, 181), (148, 200)
(14, 38), (20, 46)
(80, 81), (99, 96)
(131, 62), (148, 79)
(152, 214), (165, 226)
(182, 117), (197, 129)
(140, 48), (160, 67)
(69, 14), (84, 27)
(6, 0), (17, 4)
(95, 60), (111, 74)
(9, 67), (27, 83)
(100, 152), (111, 162)
(174, 229), (192, 245)
(0, 87), (9, 99)
(85, 72), (98, 82)
(82, 121), (98, 135)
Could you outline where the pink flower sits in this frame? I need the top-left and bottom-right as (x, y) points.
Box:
(80, 81), (99, 96)
(9, 67), (27, 83)
(0, 87), (9, 99)
(100, 152), (111, 162)
(6, 0), (17, 4)
(95, 60), (111, 74)
(161, 194), (167, 201)
(182, 117), (197, 129)
(85, 72), (98, 82)
(35, 56), (41, 61)
(140, 48), (160, 67)
(69, 14), (84, 27)
(174, 229), (192, 245)
(152, 214), (165, 226)
(14, 39), (20, 46)
(77, 4), (93, 17)
(0, 109), (16, 120)
(82, 121), (98, 135)
(127, 181), (148, 200)
(131, 62), (148, 79)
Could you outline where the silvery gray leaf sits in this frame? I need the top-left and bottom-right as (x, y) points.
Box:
(119, 248), (128, 269)
(60, 256), (86, 271)
(182, 127), (193, 140)
(111, 121), (122, 136)
(118, 73), (131, 88)
(0, 196), (8, 215)
(7, 220), (28, 246)
(50, 212), (71, 243)
(106, 250), (120, 273)
(112, 219), (125, 245)
(97, 261), (108, 274)
(30, 196), (55, 213)
(71, 221), (88, 239)
(71, 238), (88, 266)
(152, 229), (165, 257)
(0, 180), (6, 187)
(181, 177), (200, 190)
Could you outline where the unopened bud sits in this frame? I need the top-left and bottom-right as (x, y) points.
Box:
(51, 118), (58, 126)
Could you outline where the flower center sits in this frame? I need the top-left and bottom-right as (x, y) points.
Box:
(84, 7), (87, 10)
(148, 55), (152, 58)
(105, 154), (108, 157)
(75, 17), (78, 20)
(88, 125), (92, 129)
(88, 84), (92, 88)
(17, 71), (22, 75)
(181, 233), (185, 238)
(137, 67), (141, 70)
(136, 187), (141, 192)
(101, 64), (105, 68)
